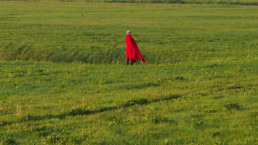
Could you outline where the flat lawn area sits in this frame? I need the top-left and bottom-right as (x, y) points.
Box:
(0, 1), (257, 144)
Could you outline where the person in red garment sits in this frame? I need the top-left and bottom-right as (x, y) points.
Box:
(125, 30), (146, 65)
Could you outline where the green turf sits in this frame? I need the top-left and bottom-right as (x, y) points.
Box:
(0, 1), (257, 145)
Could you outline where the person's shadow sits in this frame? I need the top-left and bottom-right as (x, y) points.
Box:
(1, 94), (182, 126)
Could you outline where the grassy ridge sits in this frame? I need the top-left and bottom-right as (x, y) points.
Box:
(0, 60), (257, 144)
(0, 2), (257, 64)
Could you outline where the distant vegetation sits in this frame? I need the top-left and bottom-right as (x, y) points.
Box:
(0, 0), (257, 5)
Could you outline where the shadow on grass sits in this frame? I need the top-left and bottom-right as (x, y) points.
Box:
(0, 94), (181, 126)
(117, 82), (161, 90)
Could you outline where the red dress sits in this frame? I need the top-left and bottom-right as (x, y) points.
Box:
(125, 34), (146, 63)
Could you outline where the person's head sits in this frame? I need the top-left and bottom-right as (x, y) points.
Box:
(126, 30), (132, 35)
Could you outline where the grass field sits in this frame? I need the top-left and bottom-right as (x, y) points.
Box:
(0, 1), (257, 145)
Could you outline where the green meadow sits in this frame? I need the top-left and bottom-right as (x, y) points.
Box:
(0, 1), (257, 144)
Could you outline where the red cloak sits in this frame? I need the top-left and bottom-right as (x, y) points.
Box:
(125, 34), (146, 63)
